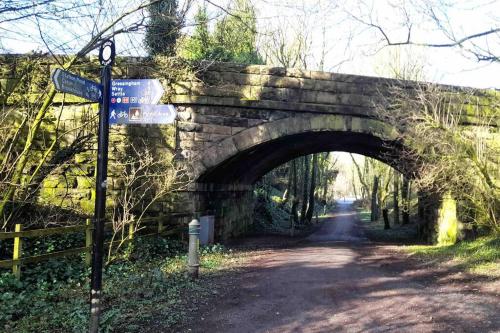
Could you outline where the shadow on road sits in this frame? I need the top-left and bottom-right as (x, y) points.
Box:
(171, 202), (500, 333)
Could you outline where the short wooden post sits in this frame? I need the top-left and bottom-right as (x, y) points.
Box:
(85, 218), (92, 266)
(158, 215), (164, 234)
(128, 217), (135, 240)
(12, 224), (22, 279)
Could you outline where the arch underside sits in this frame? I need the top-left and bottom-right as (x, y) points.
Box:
(198, 131), (404, 185)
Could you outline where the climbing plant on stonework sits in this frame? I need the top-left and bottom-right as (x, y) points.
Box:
(145, 0), (181, 56)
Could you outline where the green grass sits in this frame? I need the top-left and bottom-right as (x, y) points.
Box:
(357, 208), (419, 243)
(406, 235), (500, 277)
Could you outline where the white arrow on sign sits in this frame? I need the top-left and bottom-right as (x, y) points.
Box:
(51, 69), (62, 91)
(51, 68), (102, 102)
(150, 79), (164, 104)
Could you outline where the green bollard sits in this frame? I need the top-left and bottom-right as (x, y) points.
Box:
(188, 219), (200, 279)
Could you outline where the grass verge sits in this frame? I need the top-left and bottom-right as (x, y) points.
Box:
(357, 209), (419, 243)
(405, 235), (500, 278)
(1, 238), (247, 332)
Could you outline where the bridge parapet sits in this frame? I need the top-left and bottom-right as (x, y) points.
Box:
(169, 62), (498, 125)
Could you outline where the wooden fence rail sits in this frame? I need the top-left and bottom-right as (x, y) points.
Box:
(0, 215), (187, 279)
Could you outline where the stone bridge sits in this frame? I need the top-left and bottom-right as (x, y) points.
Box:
(166, 62), (498, 240)
(2, 56), (497, 241)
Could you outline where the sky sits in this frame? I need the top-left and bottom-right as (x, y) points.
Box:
(1, 0), (499, 89)
(248, 0), (500, 89)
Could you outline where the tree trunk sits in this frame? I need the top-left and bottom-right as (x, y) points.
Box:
(281, 162), (292, 206)
(305, 154), (318, 223)
(321, 152), (330, 203)
(383, 208), (391, 229)
(290, 159), (299, 235)
(393, 170), (400, 225)
(351, 154), (370, 202)
(300, 155), (310, 224)
(417, 191), (425, 221)
(370, 175), (379, 221)
(402, 177), (410, 224)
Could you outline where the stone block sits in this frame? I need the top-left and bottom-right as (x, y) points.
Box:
(286, 68), (310, 79)
(266, 117), (310, 140)
(261, 67), (286, 76)
(316, 91), (337, 104)
(77, 176), (94, 189)
(343, 116), (352, 131)
(244, 74), (262, 86)
(194, 132), (211, 142)
(192, 113), (223, 125)
(268, 111), (289, 121)
(279, 88), (302, 102)
(233, 125), (270, 151)
(201, 123), (232, 135)
(179, 131), (194, 141)
(260, 86), (281, 100)
(222, 117), (249, 127)
(177, 121), (201, 132)
(309, 70), (332, 80)
(177, 110), (192, 121)
(238, 109), (269, 120)
(248, 119), (265, 127)
(300, 90), (318, 104)
(263, 75), (301, 89)
(190, 159), (207, 179)
(310, 115), (344, 132)
(201, 138), (238, 168)
(219, 72), (251, 86)
(231, 126), (246, 135)
(241, 65), (263, 74)
(314, 80), (349, 93)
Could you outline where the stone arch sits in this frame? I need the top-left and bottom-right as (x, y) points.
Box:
(193, 114), (403, 185)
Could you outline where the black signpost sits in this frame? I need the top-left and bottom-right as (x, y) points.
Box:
(88, 40), (115, 333)
(51, 38), (176, 332)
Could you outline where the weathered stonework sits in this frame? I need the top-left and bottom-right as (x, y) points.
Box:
(170, 62), (498, 239)
(2, 56), (498, 239)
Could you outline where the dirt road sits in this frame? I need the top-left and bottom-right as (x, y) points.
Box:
(180, 203), (500, 333)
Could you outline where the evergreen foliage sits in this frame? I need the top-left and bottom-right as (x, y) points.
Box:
(179, 0), (264, 64)
(145, 0), (181, 56)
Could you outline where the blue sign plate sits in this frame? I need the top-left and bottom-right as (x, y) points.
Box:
(51, 69), (102, 102)
(109, 104), (176, 125)
(110, 79), (164, 105)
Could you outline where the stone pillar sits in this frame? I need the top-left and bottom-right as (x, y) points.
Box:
(211, 188), (255, 241)
(417, 191), (461, 244)
(436, 193), (462, 245)
(189, 184), (255, 242)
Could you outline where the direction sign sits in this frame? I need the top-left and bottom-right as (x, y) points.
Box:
(110, 79), (164, 105)
(51, 69), (102, 102)
(109, 104), (176, 125)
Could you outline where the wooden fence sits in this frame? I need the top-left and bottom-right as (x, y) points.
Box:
(0, 215), (186, 279)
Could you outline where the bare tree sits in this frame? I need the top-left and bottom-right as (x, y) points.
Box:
(376, 82), (500, 233)
(0, 0), (195, 225)
(107, 143), (191, 263)
(346, 0), (499, 62)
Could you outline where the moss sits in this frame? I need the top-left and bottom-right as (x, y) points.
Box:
(437, 194), (462, 245)
(76, 176), (93, 189)
(79, 199), (95, 213)
(39, 187), (55, 202)
(74, 153), (93, 164)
